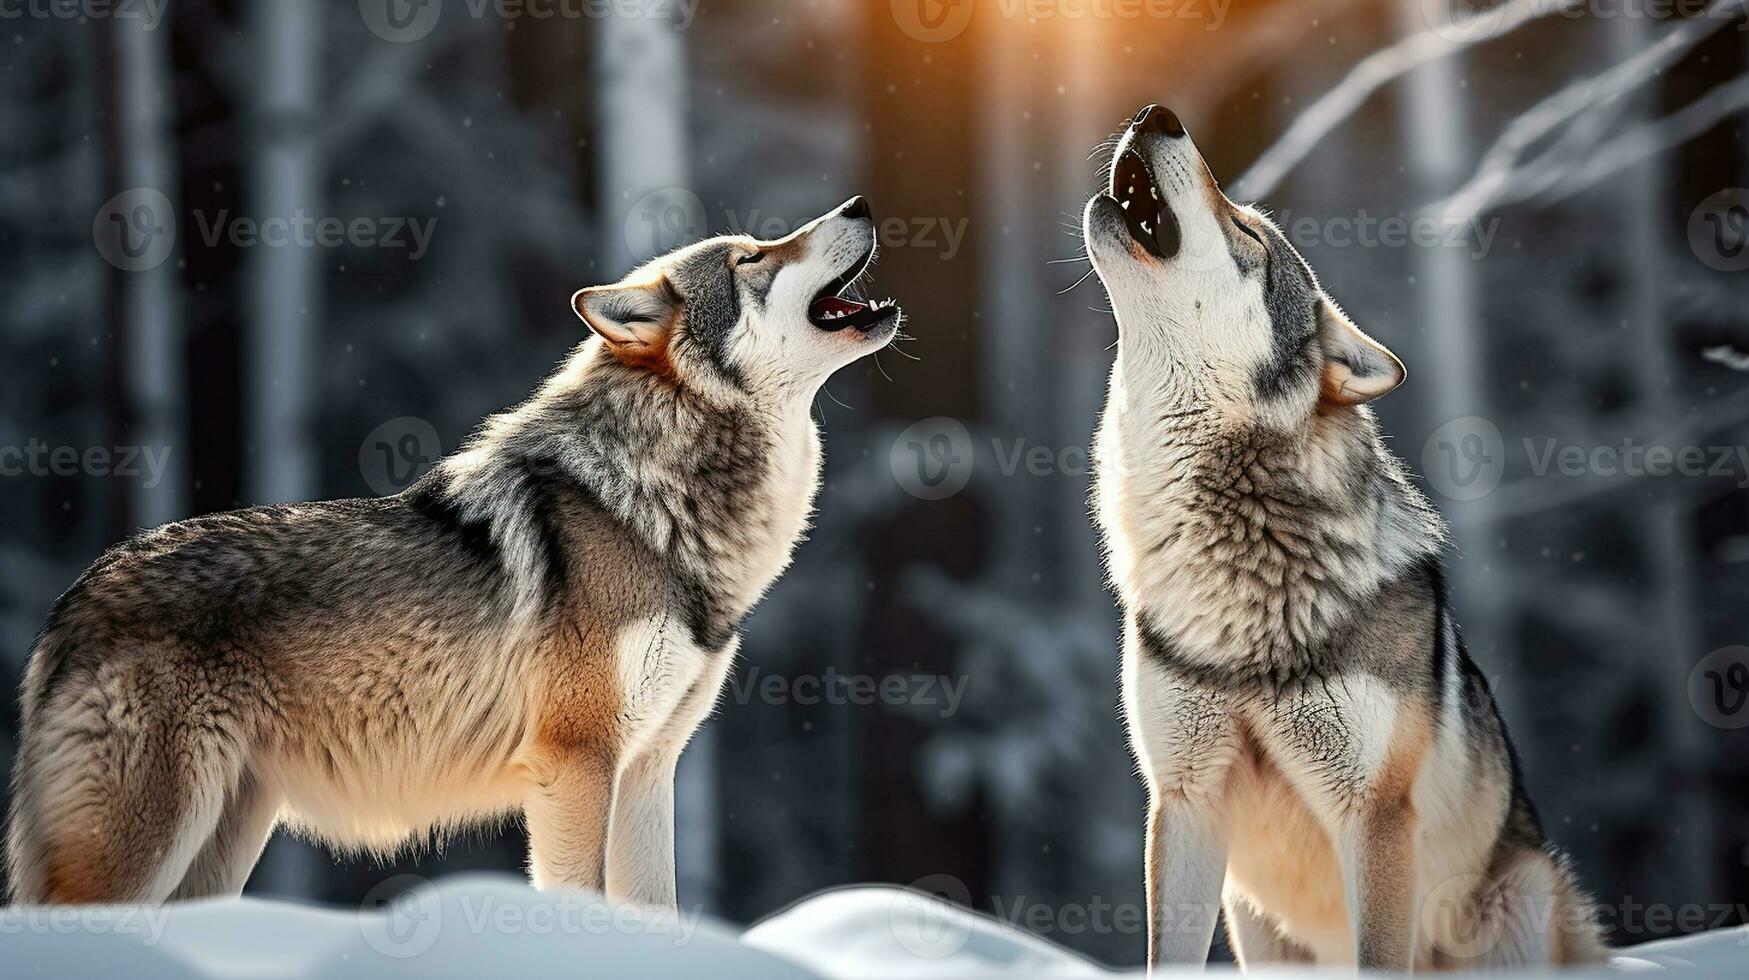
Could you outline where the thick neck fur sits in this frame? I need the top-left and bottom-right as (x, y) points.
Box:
(430, 340), (821, 647)
(1096, 348), (1446, 678)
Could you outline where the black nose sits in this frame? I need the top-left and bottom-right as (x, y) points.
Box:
(840, 196), (871, 221)
(1133, 104), (1185, 138)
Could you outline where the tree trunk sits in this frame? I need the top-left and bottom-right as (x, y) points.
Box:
(246, 0), (321, 509)
(1611, 10), (1706, 912)
(1393, 0), (1498, 689)
(595, 2), (689, 274)
(109, 10), (186, 531)
(246, 0), (323, 897)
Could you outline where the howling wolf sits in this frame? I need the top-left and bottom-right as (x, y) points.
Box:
(8, 197), (902, 907)
(1083, 105), (1606, 971)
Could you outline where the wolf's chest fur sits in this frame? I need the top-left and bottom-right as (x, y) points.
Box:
(1094, 379), (1416, 682)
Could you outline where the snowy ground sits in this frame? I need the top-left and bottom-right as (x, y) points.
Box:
(3, 876), (1747, 978)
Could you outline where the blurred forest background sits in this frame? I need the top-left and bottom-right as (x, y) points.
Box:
(4, 0), (1749, 967)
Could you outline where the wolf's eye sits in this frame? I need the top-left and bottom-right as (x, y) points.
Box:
(735, 251), (766, 267)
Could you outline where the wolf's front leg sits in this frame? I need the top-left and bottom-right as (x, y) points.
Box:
(1341, 796), (1418, 971)
(606, 647), (734, 909)
(524, 748), (616, 892)
(1124, 636), (1238, 972)
(605, 752), (677, 908)
(1262, 674), (1423, 971)
(1144, 792), (1230, 969)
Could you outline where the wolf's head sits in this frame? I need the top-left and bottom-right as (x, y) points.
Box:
(571, 197), (900, 400)
(1083, 105), (1403, 427)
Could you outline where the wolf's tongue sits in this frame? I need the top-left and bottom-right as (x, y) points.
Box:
(810, 295), (868, 319)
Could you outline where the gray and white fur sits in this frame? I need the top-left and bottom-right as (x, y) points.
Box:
(6, 198), (901, 906)
(1082, 106), (1607, 972)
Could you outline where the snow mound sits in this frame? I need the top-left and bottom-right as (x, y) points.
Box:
(2, 877), (1746, 978)
(748, 887), (1749, 978)
(744, 885), (1108, 978)
(1, 874), (807, 980)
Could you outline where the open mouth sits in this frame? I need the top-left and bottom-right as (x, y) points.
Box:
(1107, 148), (1181, 260)
(807, 242), (900, 333)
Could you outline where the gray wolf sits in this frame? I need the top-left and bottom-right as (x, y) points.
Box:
(7, 197), (901, 906)
(1083, 105), (1606, 971)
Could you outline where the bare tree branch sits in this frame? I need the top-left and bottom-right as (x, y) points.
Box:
(1175, 0), (1363, 116)
(1425, 0), (1747, 219)
(1523, 71), (1749, 208)
(1231, 0), (1583, 201)
(1704, 346), (1749, 372)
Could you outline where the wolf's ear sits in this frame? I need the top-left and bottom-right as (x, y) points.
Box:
(571, 277), (681, 358)
(1318, 300), (1404, 406)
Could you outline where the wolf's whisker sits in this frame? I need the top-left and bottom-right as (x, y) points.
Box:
(1060, 267), (1099, 295)
(820, 386), (855, 412)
